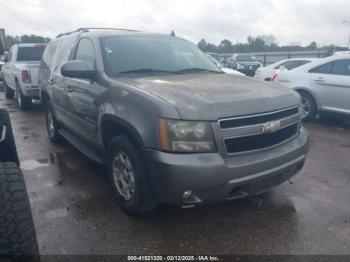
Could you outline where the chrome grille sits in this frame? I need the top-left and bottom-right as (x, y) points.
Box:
(217, 107), (300, 154)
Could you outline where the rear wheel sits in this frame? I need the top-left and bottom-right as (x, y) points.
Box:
(297, 91), (317, 122)
(44, 101), (62, 144)
(0, 162), (39, 260)
(107, 135), (157, 214)
(3, 80), (15, 99)
(16, 82), (32, 110)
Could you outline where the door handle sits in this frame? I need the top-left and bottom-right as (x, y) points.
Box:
(314, 77), (325, 83)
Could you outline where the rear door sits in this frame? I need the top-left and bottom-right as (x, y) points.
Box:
(49, 37), (76, 124)
(310, 59), (350, 114)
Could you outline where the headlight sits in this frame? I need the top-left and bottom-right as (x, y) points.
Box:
(158, 119), (216, 153)
(236, 63), (245, 70)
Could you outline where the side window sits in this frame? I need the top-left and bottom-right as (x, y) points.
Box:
(331, 59), (350, 76)
(54, 36), (75, 72)
(309, 62), (333, 74)
(42, 41), (59, 69)
(74, 38), (96, 70)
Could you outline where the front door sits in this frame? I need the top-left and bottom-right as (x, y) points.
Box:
(310, 59), (350, 114)
(63, 37), (100, 146)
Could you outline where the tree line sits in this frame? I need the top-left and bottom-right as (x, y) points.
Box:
(4, 33), (344, 55)
(197, 35), (343, 54)
(6, 34), (51, 48)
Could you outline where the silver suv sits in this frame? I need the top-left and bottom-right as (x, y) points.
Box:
(38, 28), (309, 214)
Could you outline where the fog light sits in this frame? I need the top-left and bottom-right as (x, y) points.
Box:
(183, 190), (192, 199)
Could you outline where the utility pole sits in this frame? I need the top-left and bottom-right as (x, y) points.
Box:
(343, 20), (350, 49)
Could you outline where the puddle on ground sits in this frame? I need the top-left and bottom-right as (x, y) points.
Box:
(21, 158), (50, 171)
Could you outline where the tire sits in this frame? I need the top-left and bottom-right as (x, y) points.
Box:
(44, 101), (62, 144)
(0, 110), (19, 163)
(107, 135), (157, 215)
(3, 79), (15, 99)
(297, 91), (317, 122)
(0, 162), (39, 260)
(16, 82), (32, 111)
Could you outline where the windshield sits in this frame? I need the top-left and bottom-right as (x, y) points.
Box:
(236, 55), (257, 62)
(100, 35), (221, 76)
(17, 46), (46, 61)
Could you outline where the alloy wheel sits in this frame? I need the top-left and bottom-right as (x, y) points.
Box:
(112, 151), (135, 201)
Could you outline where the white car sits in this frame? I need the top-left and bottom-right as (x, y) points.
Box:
(255, 58), (316, 82)
(271, 55), (350, 121)
(1, 43), (46, 110)
(206, 55), (245, 76)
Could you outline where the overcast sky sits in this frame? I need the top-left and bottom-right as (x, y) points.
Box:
(0, 0), (349, 47)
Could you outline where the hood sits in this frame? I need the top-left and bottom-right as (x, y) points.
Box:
(116, 73), (299, 120)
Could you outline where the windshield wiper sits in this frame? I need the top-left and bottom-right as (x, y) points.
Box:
(118, 69), (180, 75)
(176, 68), (223, 74)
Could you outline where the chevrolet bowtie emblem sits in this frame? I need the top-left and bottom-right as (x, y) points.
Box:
(262, 121), (281, 134)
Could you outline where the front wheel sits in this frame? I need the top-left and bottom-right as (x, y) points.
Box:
(16, 82), (32, 110)
(107, 135), (157, 215)
(298, 91), (317, 122)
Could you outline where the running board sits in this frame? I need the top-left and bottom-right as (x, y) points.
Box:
(58, 129), (104, 164)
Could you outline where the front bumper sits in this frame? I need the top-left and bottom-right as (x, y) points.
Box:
(144, 127), (309, 206)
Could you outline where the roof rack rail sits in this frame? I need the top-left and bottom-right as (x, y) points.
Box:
(56, 27), (140, 38)
(76, 27), (140, 32)
(55, 28), (87, 38)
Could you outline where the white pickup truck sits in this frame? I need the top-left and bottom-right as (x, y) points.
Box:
(1, 43), (46, 110)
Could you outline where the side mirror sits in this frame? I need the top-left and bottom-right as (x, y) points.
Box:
(279, 65), (286, 71)
(61, 61), (96, 80)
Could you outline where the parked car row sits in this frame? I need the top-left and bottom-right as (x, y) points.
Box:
(2, 28), (348, 213)
(0, 28), (309, 214)
(208, 52), (350, 122)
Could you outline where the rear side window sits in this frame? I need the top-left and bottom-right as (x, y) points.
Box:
(54, 36), (76, 72)
(17, 46), (46, 61)
(42, 41), (59, 69)
(74, 38), (96, 70)
(309, 62), (333, 74)
(331, 59), (350, 76)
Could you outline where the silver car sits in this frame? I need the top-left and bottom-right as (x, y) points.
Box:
(272, 55), (350, 121)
